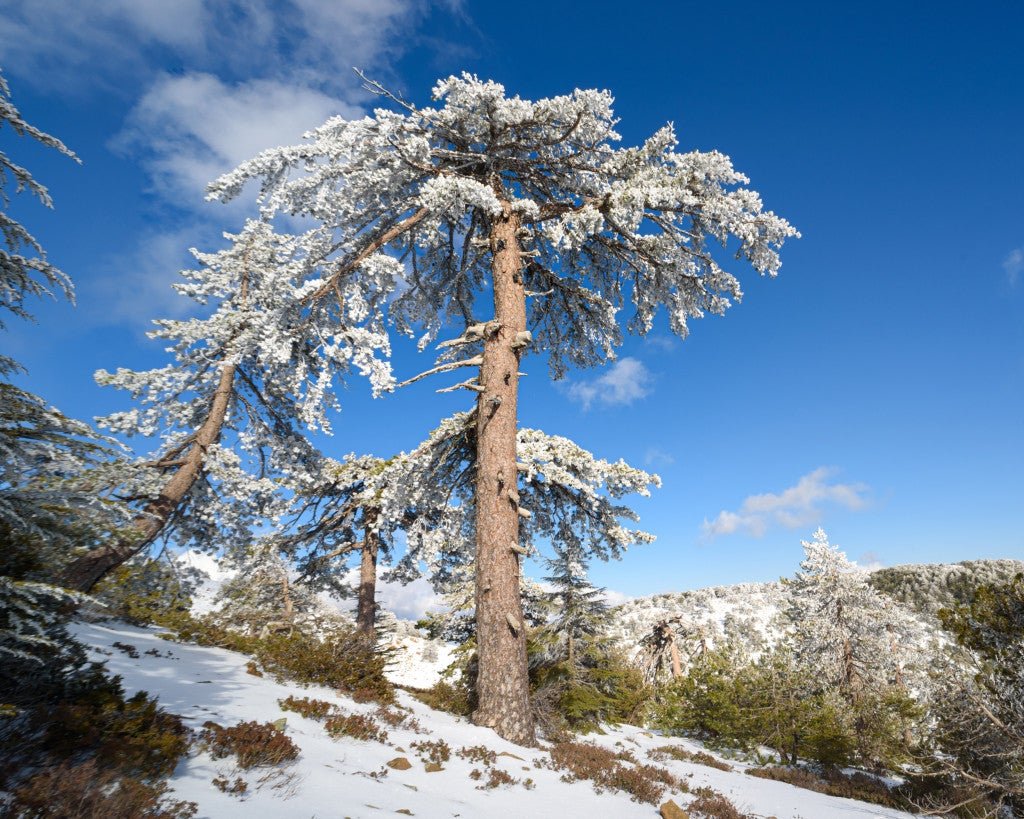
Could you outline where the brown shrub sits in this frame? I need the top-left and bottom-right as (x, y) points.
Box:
(457, 745), (498, 766)
(211, 776), (248, 795)
(12, 759), (197, 819)
(200, 721), (299, 769)
(411, 739), (452, 765)
(323, 713), (389, 743)
(278, 696), (333, 721)
(688, 786), (750, 819)
(547, 741), (685, 805)
(649, 744), (733, 772)
(408, 680), (472, 716)
(744, 765), (904, 809)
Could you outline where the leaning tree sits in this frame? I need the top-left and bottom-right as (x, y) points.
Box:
(210, 73), (797, 744)
(60, 219), (396, 591)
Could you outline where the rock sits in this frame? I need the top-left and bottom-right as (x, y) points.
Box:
(272, 718), (287, 731)
(424, 762), (444, 773)
(396, 810), (414, 816)
(387, 757), (413, 770)
(659, 800), (689, 819)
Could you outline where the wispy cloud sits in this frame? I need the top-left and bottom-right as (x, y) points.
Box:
(567, 357), (653, 410)
(0, 0), (429, 96)
(855, 550), (885, 571)
(115, 73), (359, 206)
(1003, 247), (1023, 287)
(702, 467), (870, 539)
(644, 447), (675, 467)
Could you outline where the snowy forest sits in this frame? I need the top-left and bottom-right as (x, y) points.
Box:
(1, 41), (1023, 819)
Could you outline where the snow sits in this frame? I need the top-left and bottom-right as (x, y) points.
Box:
(71, 619), (919, 819)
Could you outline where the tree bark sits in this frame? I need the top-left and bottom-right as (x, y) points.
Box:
(472, 200), (536, 746)
(59, 361), (237, 592)
(356, 510), (380, 638)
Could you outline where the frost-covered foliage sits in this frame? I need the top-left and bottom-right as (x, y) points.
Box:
(785, 528), (919, 696)
(383, 411), (659, 581)
(870, 559), (1024, 616)
(0, 70), (128, 668)
(209, 73), (798, 378)
(93, 220), (396, 555)
(0, 69), (77, 338)
(378, 412), (658, 639)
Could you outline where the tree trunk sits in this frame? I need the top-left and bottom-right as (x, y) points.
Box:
(669, 636), (682, 679)
(59, 361), (237, 592)
(472, 199), (536, 746)
(356, 510), (380, 638)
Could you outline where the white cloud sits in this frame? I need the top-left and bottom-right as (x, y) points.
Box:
(115, 73), (358, 206)
(0, 0), (427, 95)
(702, 467), (870, 539)
(601, 588), (633, 607)
(567, 357), (653, 410)
(855, 550), (885, 572)
(644, 447), (675, 467)
(643, 335), (676, 352)
(1003, 247), (1023, 287)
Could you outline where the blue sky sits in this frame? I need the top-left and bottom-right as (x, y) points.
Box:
(2, 0), (1022, 602)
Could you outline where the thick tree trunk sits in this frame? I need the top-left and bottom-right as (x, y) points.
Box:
(472, 200), (536, 746)
(60, 362), (237, 592)
(356, 511), (380, 638)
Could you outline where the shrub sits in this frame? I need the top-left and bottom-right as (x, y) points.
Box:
(648, 745), (732, 772)
(324, 713), (389, 743)
(11, 759), (197, 819)
(457, 745), (498, 766)
(199, 720), (299, 769)
(411, 740), (451, 765)
(43, 685), (190, 780)
(409, 679), (473, 717)
(687, 786), (750, 819)
(278, 696), (333, 721)
(162, 616), (395, 704)
(745, 765), (906, 810)
(546, 741), (684, 805)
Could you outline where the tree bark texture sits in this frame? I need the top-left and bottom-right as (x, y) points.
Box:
(472, 201), (536, 746)
(356, 511), (380, 638)
(60, 362), (237, 592)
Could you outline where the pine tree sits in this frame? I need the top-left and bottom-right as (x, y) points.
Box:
(60, 220), (395, 591)
(0, 69), (127, 673)
(211, 74), (796, 742)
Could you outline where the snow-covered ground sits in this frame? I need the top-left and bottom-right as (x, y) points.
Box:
(72, 619), (918, 819)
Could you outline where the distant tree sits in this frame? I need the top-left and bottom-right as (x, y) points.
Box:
(785, 529), (920, 765)
(60, 221), (395, 591)
(211, 74), (796, 743)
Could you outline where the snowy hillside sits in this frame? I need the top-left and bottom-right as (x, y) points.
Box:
(606, 559), (1024, 663)
(71, 619), (919, 819)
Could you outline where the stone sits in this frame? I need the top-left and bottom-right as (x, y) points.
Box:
(386, 757), (413, 770)
(424, 762), (444, 773)
(659, 799), (689, 819)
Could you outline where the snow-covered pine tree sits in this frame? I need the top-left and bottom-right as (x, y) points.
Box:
(786, 528), (909, 698)
(210, 74), (796, 743)
(61, 220), (396, 591)
(785, 528), (922, 765)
